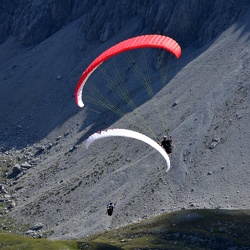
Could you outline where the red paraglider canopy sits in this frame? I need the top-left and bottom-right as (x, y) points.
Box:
(75, 34), (181, 107)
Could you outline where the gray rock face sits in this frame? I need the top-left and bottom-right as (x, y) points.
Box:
(1, 0), (250, 46)
(1, 0), (74, 45)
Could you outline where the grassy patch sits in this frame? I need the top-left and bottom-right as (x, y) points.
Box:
(81, 209), (250, 249)
(0, 233), (79, 250)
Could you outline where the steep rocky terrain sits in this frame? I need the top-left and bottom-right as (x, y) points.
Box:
(0, 0), (250, 240)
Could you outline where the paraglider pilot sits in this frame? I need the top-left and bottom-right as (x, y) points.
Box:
(106, 202), (115, 216)
(160, 135), (174, 154)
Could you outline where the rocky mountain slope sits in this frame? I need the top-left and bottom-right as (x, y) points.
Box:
(0, 0), (250, 239)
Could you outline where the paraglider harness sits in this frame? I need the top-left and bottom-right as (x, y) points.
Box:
(161, 137), (173, 154)
(107, 203), (115, 216)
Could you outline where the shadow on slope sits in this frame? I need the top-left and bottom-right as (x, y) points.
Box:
(1, 4), (250, 151)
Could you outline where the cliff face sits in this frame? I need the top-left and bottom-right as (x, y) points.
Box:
(1, 0), (249, 46)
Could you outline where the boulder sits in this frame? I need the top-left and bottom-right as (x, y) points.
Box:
(31, 222), (44, 231)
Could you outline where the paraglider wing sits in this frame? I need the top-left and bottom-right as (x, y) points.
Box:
(85, 128), (171, 172)
(75, 34), (182, 107)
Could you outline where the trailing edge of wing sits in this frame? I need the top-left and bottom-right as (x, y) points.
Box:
(86, 128), (171, 172)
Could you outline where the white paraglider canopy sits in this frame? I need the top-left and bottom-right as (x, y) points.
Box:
(86, 128), (171, 172)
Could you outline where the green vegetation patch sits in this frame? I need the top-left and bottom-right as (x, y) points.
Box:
(0, 233), (79, 250)
(82, 209), (250, 250)
(0, 209), (250, 250)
